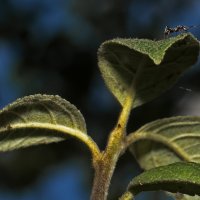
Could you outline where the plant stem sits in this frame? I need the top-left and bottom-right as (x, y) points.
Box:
(90, 124), (124, 200)
(90, 97), (133, 200)
(91, 58), (146, 200)
(90, 154), (117, 200)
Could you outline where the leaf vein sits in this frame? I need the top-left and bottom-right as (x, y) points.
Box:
(170, 134), (200, 142)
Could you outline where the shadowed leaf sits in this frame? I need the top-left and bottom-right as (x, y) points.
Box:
(128, 116), (200, 200)
(98, 34), (199, 108)
(0, 94), (90, 151)
(129, 116), (200, 169)
(126, 162), (200, 198)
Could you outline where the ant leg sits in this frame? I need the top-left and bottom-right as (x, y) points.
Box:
(164, 32), (169, 39)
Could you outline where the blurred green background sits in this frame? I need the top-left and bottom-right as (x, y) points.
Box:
(0, 0), (200, 199)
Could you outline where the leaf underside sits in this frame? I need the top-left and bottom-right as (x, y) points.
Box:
(129, 116), (200, 200)
(98, 34), (199, 109)
(0, 94), (87, 152)
(127, 162), (200, 197)
(130, 116), (200, 169)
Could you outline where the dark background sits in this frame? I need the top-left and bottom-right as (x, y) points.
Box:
(0, 0), (200, 199)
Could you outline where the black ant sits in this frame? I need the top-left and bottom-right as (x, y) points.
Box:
(164, 25), (199, 38)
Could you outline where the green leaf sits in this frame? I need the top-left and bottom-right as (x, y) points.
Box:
(173, 193), (200, 200)
(128, 116), (200, 200)
(0, 94), (98, 155)
(169, 193), (200, 200)
(126, 162), (200, 197)
(129, 116), (200, 170)
(98, 34), (199, 108)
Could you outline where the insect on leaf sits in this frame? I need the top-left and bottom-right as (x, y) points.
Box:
(98, 34), (199, 109)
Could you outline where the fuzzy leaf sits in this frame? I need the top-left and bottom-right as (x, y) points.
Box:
(98, 34), (199, 108)
(126, 162), (200, 197)
(129, 116), (200, 170)
(172, 194), (200, 200)
(0, 94), (89, 151)
(128, 116), (200, 200)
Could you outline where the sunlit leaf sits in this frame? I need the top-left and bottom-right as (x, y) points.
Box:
(98, 34), (199, 108)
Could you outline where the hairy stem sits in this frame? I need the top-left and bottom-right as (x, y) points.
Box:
(91, 58), (146, 200)
(90, 91), (134, 200)
(90, 158), (109, 200)
(90, 125), (124, 200)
